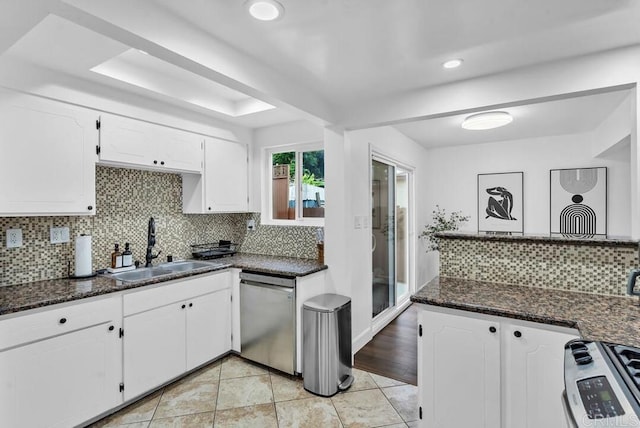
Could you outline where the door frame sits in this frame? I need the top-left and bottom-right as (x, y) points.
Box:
(370, 148), (416, 334)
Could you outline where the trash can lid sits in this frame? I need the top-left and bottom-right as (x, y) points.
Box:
(303, 293), (351, 312)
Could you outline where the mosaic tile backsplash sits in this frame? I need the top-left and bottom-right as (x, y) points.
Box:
(439, 237), (639, 296)
(0, 166), (320, 286)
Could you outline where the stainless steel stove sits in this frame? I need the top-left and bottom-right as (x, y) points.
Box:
(563, 339), (640, 427)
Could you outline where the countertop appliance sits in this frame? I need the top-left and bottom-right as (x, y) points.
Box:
(239, 271), (296, 374)
(563, 339), (640, 427)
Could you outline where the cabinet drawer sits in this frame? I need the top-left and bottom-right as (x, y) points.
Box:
(124, 271), (230, 316)
(0, 295), (120, 351)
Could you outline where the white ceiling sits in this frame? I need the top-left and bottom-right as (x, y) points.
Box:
(1, 0), (639, 138)
(394, 90), (630, 148)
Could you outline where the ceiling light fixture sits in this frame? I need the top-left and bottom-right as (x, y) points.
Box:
(442, 58), (463, 69)
(462, 111), (513, 130)
(246, 0), (284, 21)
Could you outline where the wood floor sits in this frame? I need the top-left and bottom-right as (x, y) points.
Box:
(354, 304), (418, 385)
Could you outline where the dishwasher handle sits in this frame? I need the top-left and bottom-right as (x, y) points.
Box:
(239, 271), (296, 288)
(241, 279), (295, 293)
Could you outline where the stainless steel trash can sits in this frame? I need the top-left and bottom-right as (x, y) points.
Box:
(303, 294), (353, 397)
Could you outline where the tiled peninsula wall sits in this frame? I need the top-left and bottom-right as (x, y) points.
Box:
(0, 166), (320, 286)
(438, 233), (639, 296)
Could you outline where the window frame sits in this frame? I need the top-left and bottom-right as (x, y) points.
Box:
(262, 141), (325, 227)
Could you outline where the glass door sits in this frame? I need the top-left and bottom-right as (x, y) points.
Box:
(372, 159), (396, 318)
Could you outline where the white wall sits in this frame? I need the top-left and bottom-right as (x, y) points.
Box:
(324, 126), (433, 351)
(424, 131), (631, 237)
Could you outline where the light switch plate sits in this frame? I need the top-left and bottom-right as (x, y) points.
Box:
(50, 226), (70, 244)
(354, 216), (363, 229)
(6, 228), (22, 248)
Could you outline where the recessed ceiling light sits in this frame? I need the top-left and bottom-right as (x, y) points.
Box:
(462, 111), (513, 130)
(246, 0), (284, 21)
(442, 59), (463, 69)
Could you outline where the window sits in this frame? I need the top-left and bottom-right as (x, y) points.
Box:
(268, 144), (324, 223)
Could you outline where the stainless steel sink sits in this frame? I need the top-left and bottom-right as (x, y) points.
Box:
(110, 267), (174, 282)
(108, 260), (220, 283)
(160, 261), (214, 272)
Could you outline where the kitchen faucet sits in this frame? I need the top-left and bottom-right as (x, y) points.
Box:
(145, 217), (161, 267)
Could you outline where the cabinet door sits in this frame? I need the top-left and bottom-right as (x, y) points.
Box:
(418, 309), (501, 428)
(186, 288), (231, 370)
(99, 113), (154, 168)
(154, 127), (203, 173)
(0, 323), (121, 428)
(123, 303), (186, 401)
(204, 138), (248, 212)
(502, 323), (579, 428)
(0, 89), (96, 216)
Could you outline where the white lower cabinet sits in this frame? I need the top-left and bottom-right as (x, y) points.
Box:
(0, 296), (122, 428)
(417, 305), (579, 428)
(502, 322), (579, 428)
(123, 302), (187, 401)
(123, 271), (231, 401)
(186, 288), (231, 370)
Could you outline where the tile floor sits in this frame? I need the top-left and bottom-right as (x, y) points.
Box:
(89, 355), (419, 428)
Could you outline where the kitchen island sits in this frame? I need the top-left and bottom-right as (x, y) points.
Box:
(411, 276), (640, 348)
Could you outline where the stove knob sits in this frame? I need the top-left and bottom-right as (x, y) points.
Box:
(574, 351), (594, 365)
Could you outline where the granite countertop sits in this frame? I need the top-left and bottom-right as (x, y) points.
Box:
(411, 277), (640, 347)
(0, 253), (327, 316)
(436, 231), (638, 247)
(229, 253), (327, 277)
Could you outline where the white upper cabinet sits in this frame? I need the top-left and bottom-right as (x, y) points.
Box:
(0, 88), (97, 216)
(98, 113), (202, 174)
(183, 138), (249, 213)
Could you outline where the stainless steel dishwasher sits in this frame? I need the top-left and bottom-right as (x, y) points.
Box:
(240, 271), (296, 374)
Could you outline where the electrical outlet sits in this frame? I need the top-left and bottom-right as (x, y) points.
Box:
(50, 226), (70, 244)
(6, 228), (23, 248)
(247, 219), (255, 231)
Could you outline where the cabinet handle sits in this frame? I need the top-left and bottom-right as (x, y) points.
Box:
(489, 326), (496, 333)
(181, 304), (186, 309)
(189, 303), (193, 308)
(208, 207), (212, 211)
(160, 161), (165, 165)
(87, 205), (93, 211)
(514, 330), (522, 338)
(108, 325), (114, 331)
(153, 160), (158, 164)
(59, 317), (67, 324)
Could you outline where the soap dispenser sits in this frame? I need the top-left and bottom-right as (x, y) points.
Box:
(111, 243), (123, 269)
(122, 243), (133, 267)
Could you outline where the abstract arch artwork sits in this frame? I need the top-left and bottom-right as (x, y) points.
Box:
(478, 172), (523, 233)
(550, 167), (607, 238)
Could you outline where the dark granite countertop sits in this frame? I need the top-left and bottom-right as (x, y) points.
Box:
(0, 253), (327, 316)
(229, 253), (327, 277)
(436, 231), (638, 247)
(411, 277), (640, 347)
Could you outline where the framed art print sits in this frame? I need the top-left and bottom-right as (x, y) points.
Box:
(478, 172), (524, 233)
(550, 167), (607, 238)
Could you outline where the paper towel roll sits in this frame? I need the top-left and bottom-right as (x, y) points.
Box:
(74, 235), (93, 277)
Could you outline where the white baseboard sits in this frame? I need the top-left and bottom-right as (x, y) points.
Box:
(352, 328), (373, 354)
(371, 299), (412, 336)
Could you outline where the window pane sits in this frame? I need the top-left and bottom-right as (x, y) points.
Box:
(272, 152), (295, 219)
(301, 150), (324, 218)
